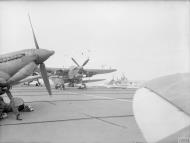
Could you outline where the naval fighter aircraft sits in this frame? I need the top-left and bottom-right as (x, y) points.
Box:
(0, 15), (54, 120)
(45, 58), (116, 89)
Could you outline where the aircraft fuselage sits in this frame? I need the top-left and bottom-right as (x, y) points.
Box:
(0, 49), (54, 84)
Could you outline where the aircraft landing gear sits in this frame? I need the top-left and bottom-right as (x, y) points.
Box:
(37, 79), (41, 86)
(68, 83), (74, 87)
(55, 84), (59, 89)
(61, 84), (65, 90)
(6, 90), (22, 120)
(55, 84), (65, 90)
(83, 83), (86, 89)
(78, 83), (86, 89)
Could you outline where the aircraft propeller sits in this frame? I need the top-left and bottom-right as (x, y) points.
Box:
(71, 57), (90, 75)
(28, 14), (52, 95)
(82, 59), (89, 67)
(71, 58), (80, 67)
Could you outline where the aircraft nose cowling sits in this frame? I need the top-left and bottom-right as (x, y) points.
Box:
(36, 49), (54, 64)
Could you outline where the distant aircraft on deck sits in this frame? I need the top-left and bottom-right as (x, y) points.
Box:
(44, 58), (116, 89)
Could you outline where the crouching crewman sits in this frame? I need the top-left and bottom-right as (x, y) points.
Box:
(0, 96), (34, 120)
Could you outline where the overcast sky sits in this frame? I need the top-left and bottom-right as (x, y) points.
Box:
(0, 1), (189, 81)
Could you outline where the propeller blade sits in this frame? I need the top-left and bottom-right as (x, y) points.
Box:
(82, 58), (89, 67)
(40, 63), (52, 95)
(71, 57), (80, 67)
(28, 14), (40, 49)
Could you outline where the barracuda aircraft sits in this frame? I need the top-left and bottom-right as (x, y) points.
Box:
(45, 58), (116, 89)
(0, 15), (54, 120)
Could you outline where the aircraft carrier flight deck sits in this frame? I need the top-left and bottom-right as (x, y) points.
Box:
(0, 86), (146, 143)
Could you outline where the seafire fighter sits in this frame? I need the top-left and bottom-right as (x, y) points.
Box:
(0, 15), (54, 120)
(45, 58), (116, 89)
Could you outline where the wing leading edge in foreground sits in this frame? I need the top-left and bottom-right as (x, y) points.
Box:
(133, 73), (190, 143)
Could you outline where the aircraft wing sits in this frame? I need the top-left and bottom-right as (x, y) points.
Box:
(133, 73), (190, 143)
(84, 69), (117, 77)
(82, 79), (105, 83)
